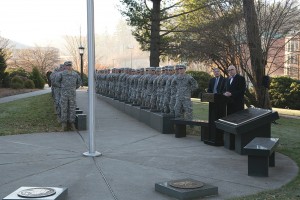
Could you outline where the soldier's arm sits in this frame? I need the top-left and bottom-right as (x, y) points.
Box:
(190, 76), (198, 91)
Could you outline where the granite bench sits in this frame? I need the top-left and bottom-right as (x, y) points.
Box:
(171, 118), (209, 138)
(243, 137), (279, 177)
(75, 113), (87, 131)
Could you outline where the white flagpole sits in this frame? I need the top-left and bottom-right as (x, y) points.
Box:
(83, 0), (101, 157)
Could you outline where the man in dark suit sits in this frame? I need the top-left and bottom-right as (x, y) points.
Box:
(223, 65), (246, 115)
(207, 68), (225, 94)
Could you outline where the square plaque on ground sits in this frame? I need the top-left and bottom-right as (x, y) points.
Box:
(3, 187), (68, 200)
(155, 178), (218, 200)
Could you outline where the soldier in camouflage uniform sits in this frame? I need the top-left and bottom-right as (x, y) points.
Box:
(145, 67), (156, 108)
(56, 61), (82, 131)
(171, 65), (198, 120)
(141, 68), (150, 107)
(157, 66), (167, 111)
(50, 64), (65, 121)
(150, 67), (160, 111)
(136, 68), (145, 106)
(168, 65), (178, 116)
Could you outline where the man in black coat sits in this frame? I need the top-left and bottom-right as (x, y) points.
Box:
(207, 68), (225, 94)
(223, 65), (246, 115)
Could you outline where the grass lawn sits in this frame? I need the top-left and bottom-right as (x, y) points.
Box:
(0, 94), (299, 199)
(0, 93), (61, 135)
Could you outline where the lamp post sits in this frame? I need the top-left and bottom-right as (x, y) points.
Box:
(297, 53), (300, 81)
(79, 46), (84, 86)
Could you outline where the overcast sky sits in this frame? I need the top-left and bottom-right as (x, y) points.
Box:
(0, 0), (123, 46)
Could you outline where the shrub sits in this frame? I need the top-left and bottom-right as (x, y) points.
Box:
(10, 76), (24, 89)
(74, 70), (88, 86)
(30, 67), (45, 89)
(186, 71), (212, 98)
(3, 68), (30, 88)
(24, 79), (35, 89)
(269, 76), (300, 109)
(2, 72), (10, 88)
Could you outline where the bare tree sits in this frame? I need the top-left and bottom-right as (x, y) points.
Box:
(171, 0), (300, 108)
(15, 46), (60, 75)
(63, 35), (84, 72)
(0, 36), (13, 61)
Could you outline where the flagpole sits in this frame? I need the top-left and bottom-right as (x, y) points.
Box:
(83, 0), (101, 157)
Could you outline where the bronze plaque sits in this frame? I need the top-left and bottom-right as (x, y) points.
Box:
(218, 107), (272, 125)
(168, 179), (204, 189)
(17, 187), (56, 198)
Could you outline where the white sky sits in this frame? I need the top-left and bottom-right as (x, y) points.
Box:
(0, 0), (123, 46)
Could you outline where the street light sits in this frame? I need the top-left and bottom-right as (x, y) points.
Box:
(79, 46), (85, 86)
(297, 53), (300, 81)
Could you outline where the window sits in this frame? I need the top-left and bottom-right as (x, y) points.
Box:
(287, 39), (300, 52)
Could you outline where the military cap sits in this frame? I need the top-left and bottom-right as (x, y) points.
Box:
(176, 64), (186, 69)
(64, 61), (72, 66)
(168, 65), (175, 70)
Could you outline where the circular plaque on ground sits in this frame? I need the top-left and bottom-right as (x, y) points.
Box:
(169, 179), (204, 189)
(17, 187), (56, 198)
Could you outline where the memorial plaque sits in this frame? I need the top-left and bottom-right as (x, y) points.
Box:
(18, 187), (56, 198)
(218, 107), (272, 126)
(169, 179), (204, 189)
(215, 107), (279, 155)
(155, 178), (218, 200)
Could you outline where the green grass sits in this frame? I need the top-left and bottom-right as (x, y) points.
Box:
(0, 93), (61, 135)
(230, 117), (300, 199)
(0, 95), (299, 199)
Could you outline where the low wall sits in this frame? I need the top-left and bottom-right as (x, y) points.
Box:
(97, 95), (174, 134)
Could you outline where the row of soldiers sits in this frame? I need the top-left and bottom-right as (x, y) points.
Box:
(95, 65), (198, 120)
(49, 61), (82, 131)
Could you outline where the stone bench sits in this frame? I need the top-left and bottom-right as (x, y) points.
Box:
(75, 113), (87, 131)
(243, 137), (279, 177)
(171, 118), (209, 138)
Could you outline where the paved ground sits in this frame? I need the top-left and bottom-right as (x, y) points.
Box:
(0, 88), (298, 200)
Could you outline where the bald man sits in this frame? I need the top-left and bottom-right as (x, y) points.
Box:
(223, 65), (246, 115)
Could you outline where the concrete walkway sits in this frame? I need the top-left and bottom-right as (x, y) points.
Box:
(0, 89), (298, 200)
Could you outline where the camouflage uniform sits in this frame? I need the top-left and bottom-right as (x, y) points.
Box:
(50, 65), (65, 120)
(56, 61), (82, 128)
(171, 65), (198, 120)
(168, 66), (179, 116)
(150, 68), (160, 110)
(162, 67), (175, 113)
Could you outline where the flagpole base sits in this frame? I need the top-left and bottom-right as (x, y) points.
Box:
(83, 151), (102, 157)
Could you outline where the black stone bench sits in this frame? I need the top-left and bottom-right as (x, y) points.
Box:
(171, 118), (209, 138)
(75, 107), (87, 130)
(243, 137), (279, 177)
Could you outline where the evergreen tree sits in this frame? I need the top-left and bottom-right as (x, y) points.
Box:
(30, 67), (45, 89)
(0, 49), (7, 87)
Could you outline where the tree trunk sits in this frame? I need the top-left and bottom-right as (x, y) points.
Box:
(150, 0), (161, 67)
(243, 0), (271, 109)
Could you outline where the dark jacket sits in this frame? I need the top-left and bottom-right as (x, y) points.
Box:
(223, 74), (246, 115)
(207, 75), (226, 94)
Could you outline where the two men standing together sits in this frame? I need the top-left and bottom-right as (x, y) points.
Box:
(208, 65), (246, 115)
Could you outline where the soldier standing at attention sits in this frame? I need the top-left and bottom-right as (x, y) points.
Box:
(56, 61), (82, 131)
(171, 64), (198, 120)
